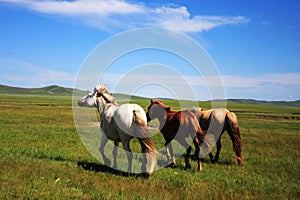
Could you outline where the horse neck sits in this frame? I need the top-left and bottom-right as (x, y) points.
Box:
(157, 107), (174, 124)
(96, 99), (105, 115)
(96, 98), (117, 117)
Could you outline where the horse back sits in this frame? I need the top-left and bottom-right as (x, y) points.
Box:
(226, 111), (239, 125)
(174, 110), (198, 126)
(162, 110), (203, 141)
(114, 104), (146, 129)
(198, 108), (240, 131)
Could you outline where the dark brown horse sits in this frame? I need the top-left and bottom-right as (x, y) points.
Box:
(146, 100), (208, 171)
(191, 107), (243, 165)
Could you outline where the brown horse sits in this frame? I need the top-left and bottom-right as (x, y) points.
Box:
(146, 99), (208, 171)
(191, 107), (243, 166)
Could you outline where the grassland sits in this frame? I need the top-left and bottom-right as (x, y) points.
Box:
(0, 93), (299, 199)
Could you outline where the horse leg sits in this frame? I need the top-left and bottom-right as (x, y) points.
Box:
(192, 137), (203, 171)
(192, 137), (200, 160)
(99, 135), (111, 166)
(214, 138), (222, 163)
(122, 140), (132, 174)
(196, 133), (213, 163)
(193, 133), (209, 165)
(177, 139), (192, 169)
(112, 141), (119, 169)
(139, 141), (147, 173)
(165, 142), (176, 166)
(208, 152), (214, 163)
(185, 146), (192, 169)
(198, 136), (213, 163)
(147, 151), (157, 174)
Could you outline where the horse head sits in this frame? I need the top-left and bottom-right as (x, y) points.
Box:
(77, 84), (115, 107)
(191, 107), (204, 118)
(78, 90), (97, 107)
(146, 99), (171, 122)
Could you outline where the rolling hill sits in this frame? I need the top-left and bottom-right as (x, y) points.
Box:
(226, 98), (300, 108)
(0, 84), (299, 107)
(0, 84), (74, 95)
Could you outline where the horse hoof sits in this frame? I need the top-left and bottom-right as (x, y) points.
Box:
(191, 154), (198, 161)
(185, 164), (191, 169)
(141, 173), (150, 179)
(168, 162), (176, 168)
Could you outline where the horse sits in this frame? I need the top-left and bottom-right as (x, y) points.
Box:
(191, 107), (243, 166)
(78, 84), (157, 175)
(146, 99), (208, 171)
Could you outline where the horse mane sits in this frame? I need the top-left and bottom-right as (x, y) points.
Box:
(95, 84), (117, 105)
(151, 99), (172, 112)
(101, 93), (117, 105)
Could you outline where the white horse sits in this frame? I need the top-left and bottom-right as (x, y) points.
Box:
(78, 84), (157, 175)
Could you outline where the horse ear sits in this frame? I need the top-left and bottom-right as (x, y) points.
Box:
(150, 99), (153, 103)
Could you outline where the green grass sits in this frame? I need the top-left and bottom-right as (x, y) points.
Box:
(0, 94), (299, 199)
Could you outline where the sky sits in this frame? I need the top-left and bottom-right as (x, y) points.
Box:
(0, 0), (299, 100)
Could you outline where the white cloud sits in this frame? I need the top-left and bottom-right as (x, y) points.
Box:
(0, 0), (249, 33)
(149, 6), (249, 32)
(1, 0), (144, 16)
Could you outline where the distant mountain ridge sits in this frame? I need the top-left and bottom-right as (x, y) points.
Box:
(226, 99), (300, 108)
(0, 84), (299, 107)
(0, 84), (74, 95)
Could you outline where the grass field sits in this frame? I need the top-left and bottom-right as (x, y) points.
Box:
(0, 93), (299, 199)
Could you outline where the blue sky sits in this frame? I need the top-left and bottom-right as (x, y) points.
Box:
(0, 0), (299, 100)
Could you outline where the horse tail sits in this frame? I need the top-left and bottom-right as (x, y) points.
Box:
(132, 110), (155, 153)
(226, 111), (243, 165)
(132, 110), (157, 174)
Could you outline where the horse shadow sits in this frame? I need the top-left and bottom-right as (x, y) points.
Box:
(77, 161), (150, 179)
(188, 152), (236, 166)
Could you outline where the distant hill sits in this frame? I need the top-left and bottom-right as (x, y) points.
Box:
(113, 93), (148, 101)
(225, 99), (300, 108)
(0, 84), (299, 107)
(0, 84), (76, 96)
